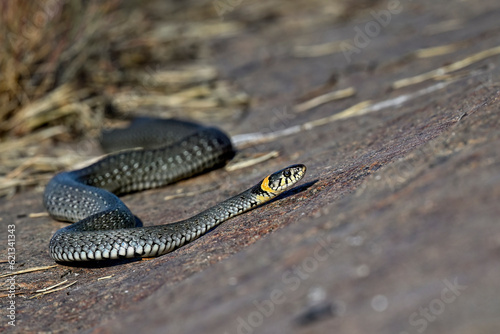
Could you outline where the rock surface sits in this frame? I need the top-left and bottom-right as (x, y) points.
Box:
(1, 0), (500, 333)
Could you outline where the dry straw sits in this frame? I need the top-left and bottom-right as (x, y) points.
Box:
(0, 1), (248, 197)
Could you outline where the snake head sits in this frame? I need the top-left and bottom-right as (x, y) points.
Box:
(259, 164), (307, 194)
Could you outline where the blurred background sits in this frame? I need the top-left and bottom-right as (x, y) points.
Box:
(1, 1), (500, 333)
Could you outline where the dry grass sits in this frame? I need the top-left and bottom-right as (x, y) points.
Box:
(0, 0), (249, 197)
(0, 1), (118, 135)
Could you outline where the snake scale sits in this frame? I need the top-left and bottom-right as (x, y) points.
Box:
(43, 118), (306, 262)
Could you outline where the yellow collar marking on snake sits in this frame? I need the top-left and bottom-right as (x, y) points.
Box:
(260, 174), (275, 194)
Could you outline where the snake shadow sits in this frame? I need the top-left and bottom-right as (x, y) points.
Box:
(265, 179), (317, 206)
(57, 180), (318, 268)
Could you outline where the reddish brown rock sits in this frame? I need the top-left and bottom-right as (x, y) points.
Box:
(1, 0), (500, 333)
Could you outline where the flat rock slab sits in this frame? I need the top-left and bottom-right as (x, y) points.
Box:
(1, 0), (500, 333)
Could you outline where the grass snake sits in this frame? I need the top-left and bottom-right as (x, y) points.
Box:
(44, 118), (306, 262)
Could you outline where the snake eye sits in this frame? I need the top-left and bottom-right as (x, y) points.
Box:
(283, 169), (291, 178)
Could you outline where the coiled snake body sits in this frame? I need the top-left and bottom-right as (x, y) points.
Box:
(44, 119), (306, 262)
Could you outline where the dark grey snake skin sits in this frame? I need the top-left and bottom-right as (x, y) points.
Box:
(43, 119), (306, 262)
